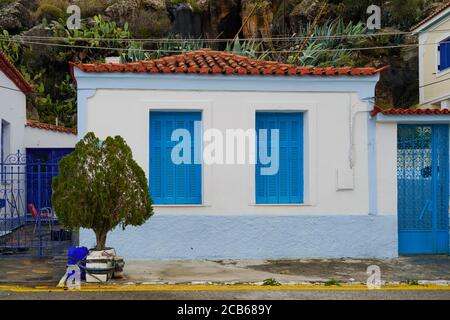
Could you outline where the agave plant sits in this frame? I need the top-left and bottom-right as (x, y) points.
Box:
(288, 19), (369, 67)
(225, 36), (271, 60)
(155, 35), (205, 58)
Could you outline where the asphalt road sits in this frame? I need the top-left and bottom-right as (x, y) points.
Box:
(1, 290), (449, 300)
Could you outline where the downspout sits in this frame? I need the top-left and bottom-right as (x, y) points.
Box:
(348, 94), (378, 215)
(366, 98), (378, 216)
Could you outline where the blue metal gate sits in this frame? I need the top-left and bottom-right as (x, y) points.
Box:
(397, 124), (449, 254)
(0, 149), (75, 256)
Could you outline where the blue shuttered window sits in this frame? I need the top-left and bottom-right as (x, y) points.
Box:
(256, 112), (304, 204)
(438, 37), (450, 71)
(150, 112), (202, 204)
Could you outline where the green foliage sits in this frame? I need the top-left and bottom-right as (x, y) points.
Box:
(76, 0), (110, 18)
(0, 0), (14, 8)
(384, 0), (427, 29)
(52, 132), (154, 250)
(35, 4), (64, 22)
(288, 19), (368, 67)
(123, 35), (204, 62)
(262, 278), (281, 286)
(53, 15), (132, 62)
(0, 30), (21, 64)
(154, 35), (204, 58)
(129, 9), (171, 39)
(324, 278), (340, 286)
(402, 279), (420, 286)
(225, 36), (271, 60)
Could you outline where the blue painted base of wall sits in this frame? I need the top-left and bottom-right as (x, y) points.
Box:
(79, 215), (398, 260)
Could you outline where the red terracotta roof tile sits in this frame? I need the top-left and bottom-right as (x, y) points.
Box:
(70, 50), (387, 78)
(371, 105), (450, 117)
(411, 1), (450, 31)
(26, 120), (77, 134)
(0, 50), (33, 95)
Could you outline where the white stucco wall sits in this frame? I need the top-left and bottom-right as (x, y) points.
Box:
(86, 89), (372, 216)
(73, 71), (399, 259)
(0, 71), (26, 156)
(375, 121), (397, 215)
(24, 127), (77, 148)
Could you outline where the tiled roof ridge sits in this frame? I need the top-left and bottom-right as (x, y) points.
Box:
(371, 105), (450, 116)
(26, 120), (77, 134)
(411, 1), (450, 31)
(0, 50), (33, 95)
(70, 49), (389, 77)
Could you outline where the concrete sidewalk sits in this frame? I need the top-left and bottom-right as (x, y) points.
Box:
(117, 256), (450, 285)
(0, 255), (449, 286)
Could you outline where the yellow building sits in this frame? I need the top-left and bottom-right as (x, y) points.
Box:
(412, 2), (450, 108)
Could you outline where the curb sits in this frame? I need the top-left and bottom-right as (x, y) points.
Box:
(1, 283), (450, 292)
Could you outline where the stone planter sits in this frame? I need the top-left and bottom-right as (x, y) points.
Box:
(85, 247), (116, 283)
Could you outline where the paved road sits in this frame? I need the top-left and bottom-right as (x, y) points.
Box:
(1, 290), (449, 300)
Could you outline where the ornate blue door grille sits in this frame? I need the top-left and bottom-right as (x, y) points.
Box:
(397, 125), (449, 254)
(0, 150), (76, 256)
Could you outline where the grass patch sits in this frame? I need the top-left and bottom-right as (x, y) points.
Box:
(324, 278), (341, 286)
(401, 279), (420, 286)
(262, 278), (281, 286)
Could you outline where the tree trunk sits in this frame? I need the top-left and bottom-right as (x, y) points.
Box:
(95, 230), (107, 250)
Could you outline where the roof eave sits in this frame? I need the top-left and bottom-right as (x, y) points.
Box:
(411, 5), (450, 33)
(0, 51), (33, 95)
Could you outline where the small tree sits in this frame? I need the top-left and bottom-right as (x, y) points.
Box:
(52, 132), (153, 250)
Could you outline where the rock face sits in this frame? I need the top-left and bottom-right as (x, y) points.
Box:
(105, 0), (141, 25)
(0, 2), (33, 32)
(168, 4), (203, 38)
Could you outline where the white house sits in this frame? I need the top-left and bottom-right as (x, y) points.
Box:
(72, 49), (450, 260)
(0, 50), (77, 158)
(411, 1), (450, 108)
(0, 50), (77, 240)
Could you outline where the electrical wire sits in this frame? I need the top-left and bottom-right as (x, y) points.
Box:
(1, 37), (448, 54)
(1, 28), (449, 43)
(419, 77), (450, 88)
(0, 85), (22, 92)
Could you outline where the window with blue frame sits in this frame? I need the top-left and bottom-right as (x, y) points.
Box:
(438, 36), (450, 72)
(255, 112), (304, 204)
(149, 111), (202, 204)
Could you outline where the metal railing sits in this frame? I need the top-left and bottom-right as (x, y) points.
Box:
(0, 150), (76, 256)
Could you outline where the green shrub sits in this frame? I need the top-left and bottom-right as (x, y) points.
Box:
(76, 0), (110, 18)
(53, 132), (154, 250)
(35, 4), (65, 22)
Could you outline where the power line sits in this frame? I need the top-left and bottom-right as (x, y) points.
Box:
(1, 37), (449, 54)
(0, 85), (22, 92)
(419, 77), (450, 88)
(1, 28), (450, 43)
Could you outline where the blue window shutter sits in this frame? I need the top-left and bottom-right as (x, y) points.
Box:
(256, 112), (303, 204)
(150, 112), (202, 204)
(439, 38), (450, 71)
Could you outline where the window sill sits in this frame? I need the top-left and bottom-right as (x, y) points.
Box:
(153, 204), (209, 208)
(436, 67), (450, 78)
(251, 203), (312, 207)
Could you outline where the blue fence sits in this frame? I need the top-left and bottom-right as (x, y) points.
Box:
(0, 150), (76, 256)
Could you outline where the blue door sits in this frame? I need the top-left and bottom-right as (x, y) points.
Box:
(397, 125), (449, 254)
(255, 112), (303, 204)
(149, 112), (202, 204)
(26, 148), (74, 209)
